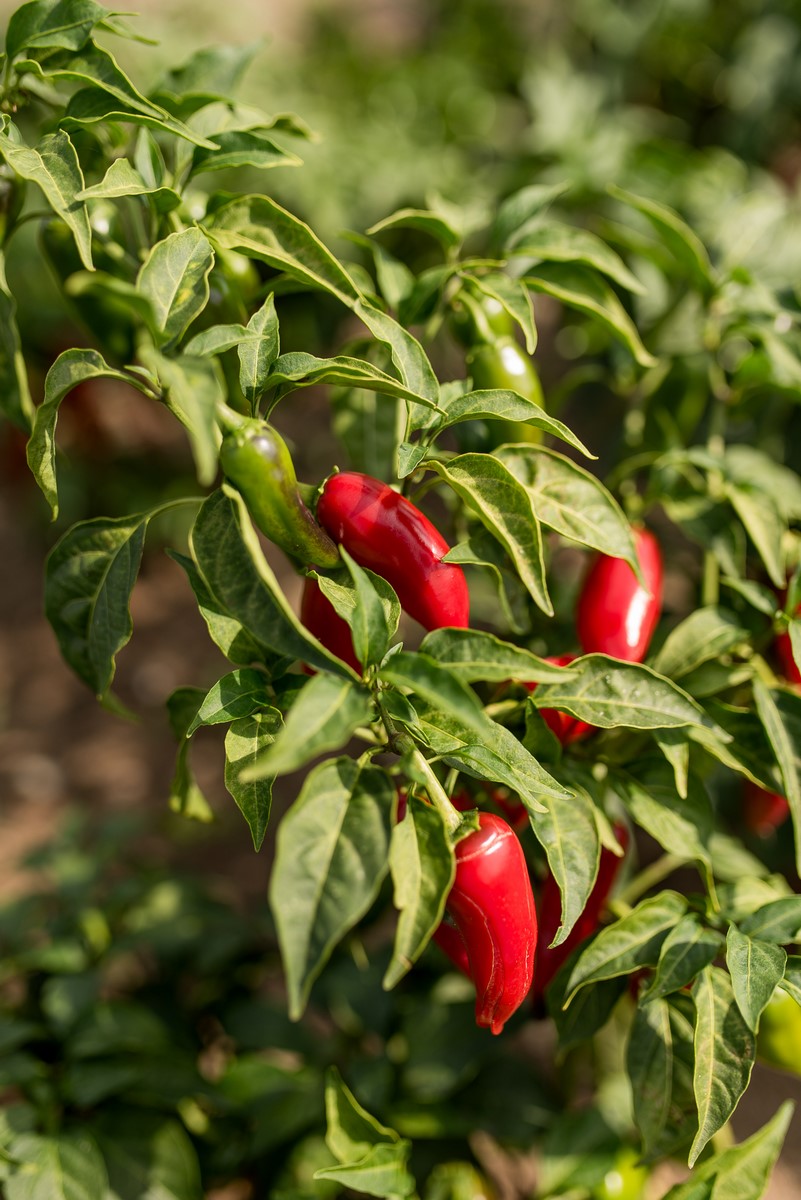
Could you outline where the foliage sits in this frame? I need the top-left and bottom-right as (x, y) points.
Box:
(2, 0), (801, 1195)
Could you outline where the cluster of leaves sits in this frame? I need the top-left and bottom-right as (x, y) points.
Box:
(3, 0), (801, 1196)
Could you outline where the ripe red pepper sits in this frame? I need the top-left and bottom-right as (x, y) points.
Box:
(742, 781), (790, 837)
(528, 654), (594, 745)
(576, 528), (663, 662)
(300, 575), (361, 673)
(443, 812), (537, 1035)
(316, 472), (469, 631)
(775, 629), (801, 685)
(533, 824), (629, 1002)
(432, 918), (472, 978)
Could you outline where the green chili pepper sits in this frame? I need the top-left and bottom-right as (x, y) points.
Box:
(219, 420), (340, 568)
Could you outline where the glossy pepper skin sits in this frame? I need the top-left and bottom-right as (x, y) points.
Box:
(465, 339), (544, 449)
(220, 422), (341, 568)
(444, 812), (537, 1035)
(432, 918), (472, 978)
(576, 527), (663, 662)
(317, 472), (469, 630)
(533, 824), (628, 1001)
(300, 575), (361, 672)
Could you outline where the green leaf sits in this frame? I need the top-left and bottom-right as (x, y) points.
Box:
(225, 712), (281, 850)
(186, 668), (273, 734)
(315, 1144), (416, 1199)
(496, 446), (638, 563)
(241, 673), (373, 781)
(0, 127), (92, 267)
(77, 157), (180, 213)
(530, 782), (600, 948)
(94, 1114), (203, 1200)
(780, 956), (801, 1006)
(267, 351), (442, 413)
(753, 679), (801, 877)
(269, 758), (393, 1019)
(663, 1103), (793, 1200)
(436, 390), (591, 456)
(352, 299), (441, 417)
(525, 262), (656, 368)
(419, 627), (574, 685)
(443, 531), (530, 635)
(155, 42), (262, 109)
(379, 651), (490, 738)
(317, 567), (400, 655)
(653, 607), (749, 681)
(44, 511), (152, 698)
(141, 350), (221, 487)
(533, 655), (713, 731)
(5, 1130), (108, 1200)
(189, 490), (353, 676)
(167, 549), (289, 671)
(414, 703), (569, 810)
(689, 966), (756, 1166)
(511, 219), (645, 294)
(168, 739), (214, 823)
(27, 349), (150, 519)
(550, 975), (626, 1052)
(368, 206), (462, 251)
(332, 381), (403, 483)
(137, 228), (215, 349)
(641, 915), (723, 1003)
(565, 891), (688, 1003)
(384, 795), (455, 990)
(626, 998), (675, 1157)
(460, 271), (537, 352)
(726, 481), (786, 588)
(192, 129), (301, 175)
(323, 1066), (400, 1162)
(5, 0), (108, 58)
(337, 548), (394, 667)
(0, 250), (33, 430)
(492, 181), (570, 252)
(608, 185), (714, 294)
(239, 293), (280, 403)
(726, 927), (787, 1031)
(621, 768), (714, 876)
(740, 897), (801, 943)
(424, 454), (551, 615)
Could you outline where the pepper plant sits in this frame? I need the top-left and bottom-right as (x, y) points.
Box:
(3, 1), (801, 1196)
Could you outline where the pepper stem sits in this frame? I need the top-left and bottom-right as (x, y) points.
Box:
(381, 713), (461, 835)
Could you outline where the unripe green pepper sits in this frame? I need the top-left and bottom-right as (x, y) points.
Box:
(219, 420), (340, 568)
(757, 991), (801, 1076)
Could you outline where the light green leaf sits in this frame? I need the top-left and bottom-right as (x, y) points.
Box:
(192, 129), (301, 175)
(726, 482), (786, 588)
(663, 1104), (793, 1200)
(753, 678), (801, 877)
(137, 228), (215, 348)
(492, 181), (571, 252)
(367, 206), (462, 251)
(621, 768), (714, 876)
(608, 185), (714, 294)
(323, 1066), (400, 1162)
(267, 351), (441, 413)
(27, 349), (151, 519)
(740, 897), (801, 944)
(6, 0), (108, 57)
(626, 998), (674, 1157)
(225, 712), (281, 850)
(168, 740), (214, 823)
(565, 891), (688, 1003)
(384, 795), (455, 989)
(77, 157), (180, 213)
(0, 127), (92, 267)
(419, 627), (574, 684)
(142, 350), (221, 487)
(5, 1130), (107, 1200)
(654, 607), (749, 680)
(511, 219), (645, 294)
(316, 566), (400, 656)
(726, 927), (787, 1031)
(186, 668), (273, 734)
(315, 1143), (416, 1199)
(379, 651), (491, 738)
(690, 966), (756, 1166)
(460, 271), (537, 352)
(533, 655), (713, 731)
(525, 262), (656, 368)
(338, 548), (394, 668)
(424, 453), (551, 614)
(529, 782), (600, 948)
(269, 759), (393, 1018)
(436, 390), (591, 456)
(238, 293), (279, 403)
(496, 446), (638, 563)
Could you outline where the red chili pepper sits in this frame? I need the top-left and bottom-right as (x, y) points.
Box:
(432, 918), (472, 978)
(443, 812), (537, 1035)
(576, 528), (663, 662)
(316, 472), (470, 631)
(533, 824), (629, 1002)
(527, 654), (595, 745)
(775, 629), (801, 685)
(300, 575), (361, 672)
(742, 781), (790, 837)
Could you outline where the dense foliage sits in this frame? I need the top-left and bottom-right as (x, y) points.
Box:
(2, 0), (801, 1196)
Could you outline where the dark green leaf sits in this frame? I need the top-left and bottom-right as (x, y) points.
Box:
(436, 391), (591, 457)
(653, 607), (749, 681)
(690, 966), (756, 1166)
(225, 712), (281, 850)
(267, 351), (441, 413)
(530, 782), (600, 947)
(753, 679), (801, 877)
(726, 927), (787, 1031)
(726, 481), (786, 588)
(380, 651), (490, 738)
(192, 129), (301, 175)
(740, 897), (801, 943)
(0, 251), (33, 430)
(269, 758), (393, 1019)
(662, 1103), (793, 1200)
(186, 668), (273, 734)
(94, 1114), (202, 1200)
(338, 548), (394, 667)
(419, 627), (573, 684)
(368, 206), (462, 251)
(641, 915), (723, 1002)
(142, 350), (221, 486)
(238, 293), (279, 403)
(5, 1131), (107, 1200)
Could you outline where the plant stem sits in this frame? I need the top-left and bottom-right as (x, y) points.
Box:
(380, 705), (461, 834)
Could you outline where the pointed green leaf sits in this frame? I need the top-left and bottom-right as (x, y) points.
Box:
(627, 998), (674, 1156)
(379, 651), (489, 738)
(726, 482), (786, 588)
(192, 129), (301, 175)
(314, 1143), (415, 1199)
(753, 678), (801, 877)
(690, 966), (756, 1167)
(436, 389), (591, 456)
(77, 157), (180, 212)
(4, 1130), (107, 1200)
(0, 250), (33, 430)
(238, 293), (279, 403)
(384, 795), (455, 989)
(726, 927), (787, 1031)
(529, 782), (600, 948)
(511, 219), (645, 294)
(266, 351), (442, 412)
(654, 607), (749, 680)
(740, 897), (801, 943)
(142, 350), (221, 487)
(641, 915), (723, 1003)
(419, 627), (574, 685)
(269, 759), (393, 1018)
(137, 228), (215, 349)
(225, 712), (281, 850)
(0, 127), (92, 267)
(608, 186), (714, 294)
(186, 668), (273, 734)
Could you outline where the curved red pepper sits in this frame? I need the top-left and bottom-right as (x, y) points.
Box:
(432, 919), (472, 978)
(775, 629), (801, 686)
(300, 575), (361, 672)
(533, 824), (629, 1002)
(576, 528), (663, 662)
(444, 812), (537, 1035)
(743, 781), (790, 837)
(317, 472), (470, 631)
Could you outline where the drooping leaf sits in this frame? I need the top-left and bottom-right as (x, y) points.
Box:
(640, 915), (723, 1003)
(419, 627), (574, 685)
(225, 712), (282, 850)
(5, 1130), (108, 1200)
(0, 250), (33, 430)
(436, 391), (591, 457)
(238, 293), (280, 403)
(653, 607), (749, 681)
(725, 927), (787, 1032)
(0, 126), (92, 268)
(137, 228), (215, 349)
